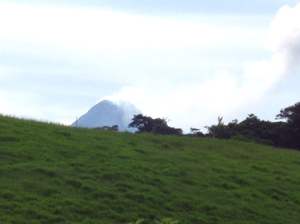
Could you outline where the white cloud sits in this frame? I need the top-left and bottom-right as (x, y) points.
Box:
(1, 2), (300, 131)
(242, 2), (300, 96)
(266, 3), (300, 70)
(103, 3), (300, 132)
(0, 2), (265, 51)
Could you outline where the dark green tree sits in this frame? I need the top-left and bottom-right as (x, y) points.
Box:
(227, 114), (278, 146)
(204, 102), (300, 149)
(276, 102), (300, 123)
(205, 116), (230, 139)
(276, 102), (300, 149)
(206, 115), (278, 146)
(128, 114), (182, 136)
(188, 127), (205, 137)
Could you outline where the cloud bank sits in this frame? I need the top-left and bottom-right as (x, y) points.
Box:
(103, 3), (300, 132)
(1, 2), (300, 130)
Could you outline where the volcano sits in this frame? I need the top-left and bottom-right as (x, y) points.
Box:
(71, 100), (141, 131)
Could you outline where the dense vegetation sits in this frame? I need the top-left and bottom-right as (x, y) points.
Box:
(129, 102), (300, 150)
(1, 115), (300, 223)
(205, 102), (300, 150)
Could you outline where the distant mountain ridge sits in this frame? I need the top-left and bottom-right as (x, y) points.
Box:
(71, 100), (141, 131)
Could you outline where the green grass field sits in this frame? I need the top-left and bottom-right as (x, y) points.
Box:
(1, 114), (300, 224)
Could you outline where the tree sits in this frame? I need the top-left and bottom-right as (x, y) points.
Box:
(217, 116), (224, 126)
(128, 114), (182, 136)
(276, 102), (300, 123)
(128, 114), (166, 133)
(205, 116), (229, 139)
(226, 114), (278, 146)
(205, 115), (278, 146)
(94, 125), (119, 131)
(236, 114), (261, 139)
(276, 102), (300, 149)
(184, 128), (205, 137)
(203, 102), (300, 149)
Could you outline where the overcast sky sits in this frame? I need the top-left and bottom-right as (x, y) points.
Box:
(1, 0), (300, 132)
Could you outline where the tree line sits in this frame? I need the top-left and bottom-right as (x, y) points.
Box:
(128, 102), (300, 150)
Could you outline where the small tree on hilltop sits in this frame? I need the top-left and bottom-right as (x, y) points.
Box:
(128, 114), (166, 133)
(188, 128), (205, 137)
(205, 116), (229, 139)
(128, 114), (182, 136)
(94, 125), (119, 131)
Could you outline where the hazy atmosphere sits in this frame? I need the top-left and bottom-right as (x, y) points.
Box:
(1, 0), (300, 133)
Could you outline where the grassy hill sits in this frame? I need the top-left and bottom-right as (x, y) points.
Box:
(1, 115), (300, 224)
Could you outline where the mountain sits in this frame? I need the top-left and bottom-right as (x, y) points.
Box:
(71, 100), (141, 131)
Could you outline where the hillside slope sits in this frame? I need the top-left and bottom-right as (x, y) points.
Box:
(1, 115), (300, 224)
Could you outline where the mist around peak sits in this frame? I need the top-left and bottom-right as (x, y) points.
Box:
(71, 100), (141, 131)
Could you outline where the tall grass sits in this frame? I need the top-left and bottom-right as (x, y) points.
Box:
(1, 115), (300, 223)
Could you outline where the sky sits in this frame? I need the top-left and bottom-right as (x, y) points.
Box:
(1, 0), (300, 133)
